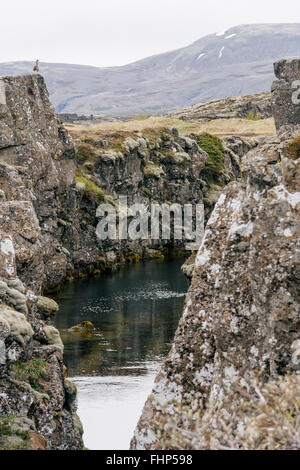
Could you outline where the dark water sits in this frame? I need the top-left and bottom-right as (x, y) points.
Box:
(53, 258), (188, 449)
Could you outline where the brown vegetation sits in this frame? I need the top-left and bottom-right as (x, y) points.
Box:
(66, 116), (276, 141)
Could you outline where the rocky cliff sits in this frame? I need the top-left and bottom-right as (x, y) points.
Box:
(131, 59), (300, 450)
(0, 75), (83, 449)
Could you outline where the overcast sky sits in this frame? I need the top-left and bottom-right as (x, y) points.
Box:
(2, 0), (300, 67)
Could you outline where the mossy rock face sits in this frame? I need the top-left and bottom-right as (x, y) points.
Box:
(64, 378), (77, 405)
(127, 253), (142, 263)
(75, 172), (106, 204)
(0, 304), (34, 346)
(197, 133), (225, 178)
(203, 184), (224, 207)
(0, 415), (14, 437)
(83, 161), (94, 171)
(43, 325), (64, 353)
(99, 150), (122, 162)
(71, 321), (95, 332)
(37, 296), (59, 316)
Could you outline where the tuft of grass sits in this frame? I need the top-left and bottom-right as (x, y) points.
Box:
(246, 110), (260, 121)
(11, 358), (47, 392)
(75, 143), (96, 164)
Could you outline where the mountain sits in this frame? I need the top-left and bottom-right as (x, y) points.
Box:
(1, 24), (300, 115)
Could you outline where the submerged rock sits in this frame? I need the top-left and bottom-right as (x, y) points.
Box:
(70, 321), (95, 332)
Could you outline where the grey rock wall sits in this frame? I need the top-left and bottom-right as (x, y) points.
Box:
(131, 61), (300, 450)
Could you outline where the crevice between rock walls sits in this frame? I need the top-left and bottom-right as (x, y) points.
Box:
(0, 74), (264, 449)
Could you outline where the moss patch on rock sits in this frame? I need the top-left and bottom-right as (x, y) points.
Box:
(75, 172), (106, 204)
(0, 304), (34, 346)
(197, 133), (225, 178)
(43, 325), (64, 353)
(37, 296), (59, 316)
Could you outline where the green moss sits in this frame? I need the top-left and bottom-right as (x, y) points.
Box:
(197, 133), (225, 178)
(146, 249), (165, 261)
(75, 172), (106, 204)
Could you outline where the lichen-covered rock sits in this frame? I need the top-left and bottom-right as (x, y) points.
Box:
(0, 76), (83, 448)
(181, 252), (196, 280)
(131, 61), (300, 450)
(0, 75), (78, 293)
(0, 255), (82, 449)
(272, 59), (300, 130)
(43, 325), (64, 353)
(0, 305), (33, 347)
(0, 233), (16, 279)
(37, 296), (59, 317)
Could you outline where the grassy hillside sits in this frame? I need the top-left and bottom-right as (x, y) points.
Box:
(66, 116), (276, 140)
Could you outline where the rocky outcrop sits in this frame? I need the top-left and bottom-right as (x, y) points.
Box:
(167, 92), (272, 122)
(0, 250), (83, 449)
(0, 74), (78, 293)
(131, 61), (300, 450)
(0, 75), (83, 449)
(72, 129), (259, 264)
(272, 58), (300, 130)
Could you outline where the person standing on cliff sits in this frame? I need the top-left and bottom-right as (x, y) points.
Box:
(33, 59), (39, 73)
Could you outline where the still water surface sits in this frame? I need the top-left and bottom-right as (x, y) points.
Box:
(54, 258), (188, 449)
